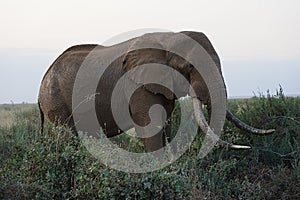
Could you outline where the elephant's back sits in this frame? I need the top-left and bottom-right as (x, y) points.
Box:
(38, 44), (102, 122)
(40, 44), (99, 83)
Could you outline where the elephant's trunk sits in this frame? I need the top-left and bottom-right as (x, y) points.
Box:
(226, 110), (275, 135)
(192, 97), (251, 149)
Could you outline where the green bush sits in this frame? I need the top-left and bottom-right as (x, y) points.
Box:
(0, 88), (299, 199)
(225, 87), (300, 166)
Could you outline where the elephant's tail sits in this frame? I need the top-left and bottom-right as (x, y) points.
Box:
(38, 101), (44, 134)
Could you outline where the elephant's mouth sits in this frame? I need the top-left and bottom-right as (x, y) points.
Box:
(192, 97), (275, 149)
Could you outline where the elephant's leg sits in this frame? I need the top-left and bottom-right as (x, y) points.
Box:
(45, 102), (76, 134)
(136, 126), (164, 152)
(129, 88), (171, 152)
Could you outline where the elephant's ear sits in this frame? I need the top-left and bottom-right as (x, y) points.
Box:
(122, 34), (174, 100)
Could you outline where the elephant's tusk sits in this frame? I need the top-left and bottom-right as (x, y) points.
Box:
(192, 98), (251, 149)
(217, 139), (251, 149)
(226, 110), (275, 135)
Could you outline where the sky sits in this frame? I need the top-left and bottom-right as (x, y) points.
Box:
(0, 0), (299, 103)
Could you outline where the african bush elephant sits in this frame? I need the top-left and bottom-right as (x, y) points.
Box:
(38, 31), (274, 152)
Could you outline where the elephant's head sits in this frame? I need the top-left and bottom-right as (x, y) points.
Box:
(122, 32), (221, 103)
(122, 31), (275, 149)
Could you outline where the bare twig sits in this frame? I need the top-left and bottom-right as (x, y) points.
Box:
(269, 116), (300, 125)
(64, 92), (100, 125)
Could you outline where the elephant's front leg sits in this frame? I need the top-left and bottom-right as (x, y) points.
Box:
(129, 88), (171, 152)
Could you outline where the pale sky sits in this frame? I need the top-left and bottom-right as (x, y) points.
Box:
(0, 0), (299, 103)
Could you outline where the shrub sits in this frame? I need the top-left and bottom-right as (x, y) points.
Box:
(0, 88), (299, 199)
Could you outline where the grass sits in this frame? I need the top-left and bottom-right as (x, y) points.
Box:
(0, 103), (36, 127)
(0, 88), (299, 199)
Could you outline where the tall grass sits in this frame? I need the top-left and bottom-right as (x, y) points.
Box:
(0, 88), (299, 199)
(0, 103), (36, 127)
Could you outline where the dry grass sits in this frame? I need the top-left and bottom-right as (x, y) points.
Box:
(0, 103), (37, 127)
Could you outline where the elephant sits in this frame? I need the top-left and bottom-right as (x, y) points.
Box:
(38, 31), (275, 152)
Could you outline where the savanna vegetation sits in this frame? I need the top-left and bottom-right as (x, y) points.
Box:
(0, 88), (299, 199)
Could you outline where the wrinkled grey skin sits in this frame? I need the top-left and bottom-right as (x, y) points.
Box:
(38, 31), (273, 152)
